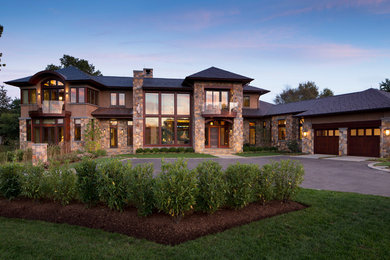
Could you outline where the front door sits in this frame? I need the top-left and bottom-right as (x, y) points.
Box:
(210, 127), (219, 148)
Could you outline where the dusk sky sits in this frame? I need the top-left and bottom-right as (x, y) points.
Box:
(1, 0), (390, 103)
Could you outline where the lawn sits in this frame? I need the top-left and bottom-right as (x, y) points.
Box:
(115, 153), (216, 158)
(236, 151), (282, 157)
(375, 161), (390, 168)
(1, 189), (389, 259)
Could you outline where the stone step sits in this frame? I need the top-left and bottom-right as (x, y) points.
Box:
(204, 148), (235, 155)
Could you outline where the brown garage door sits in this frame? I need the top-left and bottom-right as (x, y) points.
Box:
(348, 128), (380, 157)
(314, 129), (339, 155)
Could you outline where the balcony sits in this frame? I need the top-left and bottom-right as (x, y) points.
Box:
(42, 101), (64, 114)
(202, 102), (238, 117)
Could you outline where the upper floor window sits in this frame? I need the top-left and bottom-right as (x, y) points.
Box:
(71, 87), (98, 105)
(243, 96), (250, 108)
(41, 79), (65, 102)
(205, 90), (229, 109)
(278, 119), (286, 140)
(42, 79), (64, 87)
(21, 89), (37, 104)
(111, 93), (125, 106)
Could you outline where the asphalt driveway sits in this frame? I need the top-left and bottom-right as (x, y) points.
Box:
(125, 155), (390, 197)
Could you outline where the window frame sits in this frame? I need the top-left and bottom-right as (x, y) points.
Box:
(243, 95), (250, 108)
(109, 120), (118, 148)
(110, 92), (126, 107)
(249, 122), (256, 145)
(278, 119), (287, 141)
(74, 119), (81, 141)
(127, 120), (133, 146)
(21, 89), (37, 104)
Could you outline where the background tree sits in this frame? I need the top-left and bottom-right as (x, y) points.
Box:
(274, 81), (334, 104)
(0, 86), (19, 146)
(46, 54), (102, 76)
(0, 25), (6, 71)
(0, 86), (11, 113)
(379, 78), (390, 92)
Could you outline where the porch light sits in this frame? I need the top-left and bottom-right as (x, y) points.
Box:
(385, 129), (390, 136)
(210, 122), (213, 126)
(303, 131), (308, 137)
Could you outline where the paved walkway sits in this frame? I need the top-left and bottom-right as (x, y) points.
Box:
(125, 155), (390, 197)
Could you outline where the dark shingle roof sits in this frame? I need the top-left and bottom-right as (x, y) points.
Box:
(243, 100), (274, 117)
(243, 85), (269, 94)
(91, 107), (133, 118)
(185, 67), (253, 84)
(142, 78), (187, 89)
(92, 76), (133, 88)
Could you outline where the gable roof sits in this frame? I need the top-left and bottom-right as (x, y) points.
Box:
(244, 88), (390, 118)
(184, 67), (253, 84)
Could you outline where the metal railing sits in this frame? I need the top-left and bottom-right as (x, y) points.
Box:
(42, 101), (64, 114)
(203, 102), (238, 115)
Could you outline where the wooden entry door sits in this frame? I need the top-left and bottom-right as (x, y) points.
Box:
(209, 127), (219, 148)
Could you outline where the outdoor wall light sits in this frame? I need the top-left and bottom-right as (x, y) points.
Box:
(303, 131), (308, 137)
(385, 129), (390, 136)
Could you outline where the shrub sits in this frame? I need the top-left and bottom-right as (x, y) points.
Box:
(125, 163), (155, 216)
(224, 163), (258, 208)
(254, 163), (275, 204)
(14, 149), (24, 162)
(152, 148), (160, 153)
(272, 160), (304, 202)
(177, 147), (186, 153)
(160, 147), (169, 153)
(0, 163), (23, 199)
(75, 159), (99, 206)
(48, 145), (61, 161)
(23, 148), (32, 162)
(194, 160), (226, 213)
(21, 164), (45, 200)
(243, 146), (250, 152)
(154, 159), (198, 221)
(6, 151), (14, 162)
(168, 147), (178, 153)
(185, 147), (195, 153)
(92, 149), (107, 157)
(44, 165), (77, 205)
(256, 146), (264, 152)
(287, 140), (301, 153)
(97, 159), (130, 211)
(143, 148), (152, 154)
(0, 152), (6, 164)
(249, 146), (257, 152)
(136, 148), (144, 154)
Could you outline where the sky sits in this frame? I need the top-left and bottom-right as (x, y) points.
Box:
(1, 0), (390, 103)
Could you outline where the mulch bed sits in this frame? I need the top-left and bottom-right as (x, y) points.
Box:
(0, 198), (307, 245)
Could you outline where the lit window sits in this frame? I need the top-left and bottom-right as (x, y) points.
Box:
(278, 119), (286, 140)
(243, 96), (250, 108)
(249, 122), (256, 145)
(74, 119), (81, 141)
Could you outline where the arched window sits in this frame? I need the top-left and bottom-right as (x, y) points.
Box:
(41, 79), (65, 101)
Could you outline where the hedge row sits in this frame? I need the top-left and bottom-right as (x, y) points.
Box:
(136, 147), (195, 154)
(0, 159), (304, 221)
(242, 146), (279, 152)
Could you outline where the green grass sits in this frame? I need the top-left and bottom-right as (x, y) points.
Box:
(115, 153), (216, 158)
(1, 189), (389, 259)
(236, 151), (282, 157)
(375, 161), (390, 167)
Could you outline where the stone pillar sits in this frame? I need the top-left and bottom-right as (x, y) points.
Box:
(193, 82), (205, 153)
(19, 119), (27, 150)
(380, 118), (390, 157)
(339, 128), (348, 156)
(132, 70), (144, 153)
(32, 143), (47, 165)
(231, 83), (243, 153)
(302, 121), (313, 154)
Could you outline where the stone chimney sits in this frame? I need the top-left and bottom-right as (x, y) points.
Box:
(143, 68), (153, 78)
(132, 70), (144, 153)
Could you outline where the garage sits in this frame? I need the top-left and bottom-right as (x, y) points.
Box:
(348, 128), (380, 157)
(314, 129), (339, 155)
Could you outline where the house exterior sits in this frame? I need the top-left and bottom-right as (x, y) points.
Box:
(5, 66), (390, 157)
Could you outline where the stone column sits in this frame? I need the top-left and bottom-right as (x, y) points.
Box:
(193, 82), (205, 153)
(19, 119), (27, 150)
(231, 83), (243, 153)
(302, 121), (313, 154)
(32, 143), (47, 166)
(380, 118), (390, 157)
(338, 128), (348, 156)
(132, 70), (144, 153)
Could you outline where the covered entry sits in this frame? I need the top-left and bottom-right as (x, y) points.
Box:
(205, 120), (231, 148)
(314, 129), (339, 155)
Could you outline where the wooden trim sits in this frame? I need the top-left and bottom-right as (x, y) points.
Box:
(312, 120), (381, 129)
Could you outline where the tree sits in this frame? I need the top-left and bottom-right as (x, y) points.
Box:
(379, 78), (390, 92)
(274, 81), (334, 104)
(0, 86), (19, 145)
(0, 85), (11, 112)
(46, 54), (102, 76)
(84, 119), (103, 152)
(0, 25), (6, 71)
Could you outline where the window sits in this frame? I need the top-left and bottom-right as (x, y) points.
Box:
(42, 79), (65, 102)
(278, 119), (286, 140)
(87, 88), (98, 105)
(249, 122), (256, 145)
(78, 88), (85, 103)
(21, 89), (37, 104)
(262, 121), (267, 140)
(27, 119), (32, 141)
(110, 120), (118, 148)
(145, 93), (159, 114)
(74, 119), (81, 141)
(70, 88), (89, 103)
(299, 118), (304, 139)
(205, 90), (229, 109)
(127, 121), (133, 146)
(243, 96), (250, 108)
(110, 93), (117, 106)
(110, 92), (125, 106)
(351, 128), (380, 136)
(42, 79), (64, 87)
(32, 118), (64, 144)
(144, 92), (191, 146)
(119, 93), (125, 106)
(351, 129), (357, 136)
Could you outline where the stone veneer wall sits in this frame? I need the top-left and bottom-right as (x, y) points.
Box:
(380, 118), (390, 157)
(301, 121), (313, 154)
(99, 119), (132, 155)
(231, 84), (243, 153)
(19, 119), (27, 150)
(338, 128), (348, 156)
(243, 119), (272, 147)
(32, 143), (47, 165)
(271, 115), (300, 151)
(70, 117), (90, 151)
(193, 82), (205, 153)
(132, 71), (144, 153)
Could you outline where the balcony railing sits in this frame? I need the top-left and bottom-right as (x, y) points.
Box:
(202, 102), (238, 117)
(42, 101), (64, 114)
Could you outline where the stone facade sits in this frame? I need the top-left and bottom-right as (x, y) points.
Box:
(338, 128), (348, 156)
(99, 119), (132, 155)
(231, 83), (244, 153)
(243, 119), (272, 147)
(271, 115), (301, 151)
(70, 117), (90, 151)
(301, 121), (313, 154)
(19, 119), (27, 150)
(380, 118), (390, 157)
(32, 143), (47, 165)
(132, 70), (144, 153)
(193, 82), (205, 153)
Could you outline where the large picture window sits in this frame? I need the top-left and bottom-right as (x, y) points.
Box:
(249, 122), (256, 145)
(144, 92), (191, 146)
(32, 118), (64, 144)
(278, 119), (286, 140)
(110, 120), (118, 148)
